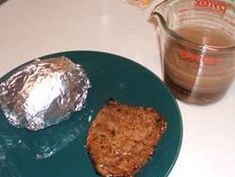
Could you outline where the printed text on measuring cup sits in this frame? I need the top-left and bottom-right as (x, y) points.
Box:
(194, 0), (228, 14)
(179, 49), (218, 65)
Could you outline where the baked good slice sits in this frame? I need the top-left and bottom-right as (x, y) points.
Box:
(86, 100), (167, 177)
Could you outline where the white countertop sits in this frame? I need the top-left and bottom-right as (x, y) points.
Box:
(0, 0), (234, 177)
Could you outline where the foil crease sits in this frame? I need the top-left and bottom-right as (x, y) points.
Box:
(0, 56), (91, 131)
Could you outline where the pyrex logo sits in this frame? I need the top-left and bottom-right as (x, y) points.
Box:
(195, 0), (228, 14)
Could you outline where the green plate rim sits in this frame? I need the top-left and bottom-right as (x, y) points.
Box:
(0, 50), (183, 177)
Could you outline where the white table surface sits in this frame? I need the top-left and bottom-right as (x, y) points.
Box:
(0, 0), (234, 177)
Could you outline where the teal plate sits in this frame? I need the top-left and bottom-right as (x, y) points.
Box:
(0, 51), (182, 177)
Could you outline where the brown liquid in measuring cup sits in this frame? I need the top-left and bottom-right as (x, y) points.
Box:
(164, 25), (235, 104)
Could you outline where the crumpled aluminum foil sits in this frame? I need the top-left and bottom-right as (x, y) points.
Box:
(0, 56), (91, 131)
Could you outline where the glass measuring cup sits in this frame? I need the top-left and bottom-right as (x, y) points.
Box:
(151, 0), (235, 104)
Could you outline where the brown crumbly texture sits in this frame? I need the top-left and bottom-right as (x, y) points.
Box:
(86, 100), (167, 177)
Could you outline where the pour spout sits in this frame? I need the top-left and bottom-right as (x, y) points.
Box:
(150, 0), (169, 26)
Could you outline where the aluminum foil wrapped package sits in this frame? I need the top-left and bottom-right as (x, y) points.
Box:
(0, 56), (91, 131)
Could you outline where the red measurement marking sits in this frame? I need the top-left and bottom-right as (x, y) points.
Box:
(179, 49), (218, 65)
